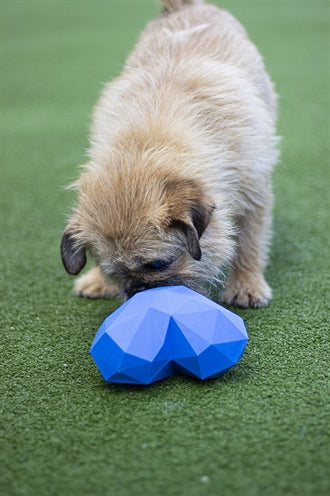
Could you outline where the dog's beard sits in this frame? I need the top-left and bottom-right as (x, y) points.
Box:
(106, 256), (226, 301)
(122, 277), (185, 300)
(122, 272), (225, 300)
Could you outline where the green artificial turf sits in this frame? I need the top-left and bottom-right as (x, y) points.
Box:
(1, 1), (329, 495)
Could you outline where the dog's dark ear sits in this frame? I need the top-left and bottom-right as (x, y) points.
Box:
(172, 220), (202, 260)
(166, 179), (215, 260)
(61, 227), (86, 275)
(189, 198), (215, 239)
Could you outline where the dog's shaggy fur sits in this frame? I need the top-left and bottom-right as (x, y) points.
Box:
(61, 0), (279, 308)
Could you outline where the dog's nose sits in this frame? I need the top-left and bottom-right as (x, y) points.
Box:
(126, 283), (149, 299)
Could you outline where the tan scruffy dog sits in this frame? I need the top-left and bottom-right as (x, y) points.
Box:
(61, 0), (279, 308)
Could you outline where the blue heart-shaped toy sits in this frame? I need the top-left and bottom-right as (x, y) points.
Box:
(90, 286), (248, 385)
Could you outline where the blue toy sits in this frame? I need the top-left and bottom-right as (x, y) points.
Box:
(90, 285), (248, 385)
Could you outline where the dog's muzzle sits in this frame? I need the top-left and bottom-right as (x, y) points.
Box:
(125, 283), (150, 299)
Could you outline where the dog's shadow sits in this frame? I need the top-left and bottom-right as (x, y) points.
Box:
(103, 360), (253, 397)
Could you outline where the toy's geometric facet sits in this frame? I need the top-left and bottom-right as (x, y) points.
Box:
(90, 285), (248, 385)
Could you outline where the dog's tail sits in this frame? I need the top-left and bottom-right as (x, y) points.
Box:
(160, 0), (204, 13)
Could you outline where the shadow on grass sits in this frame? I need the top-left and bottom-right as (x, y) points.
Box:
(98, 359), (253, 397)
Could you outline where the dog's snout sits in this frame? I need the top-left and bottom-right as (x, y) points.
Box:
(134, 284), (149, 294)
(126, 283), (149, 299)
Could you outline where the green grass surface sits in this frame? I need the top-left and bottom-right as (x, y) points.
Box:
(1, 1), (329, 495)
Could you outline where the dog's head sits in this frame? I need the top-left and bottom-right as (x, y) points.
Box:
(61, 165), (215, 299)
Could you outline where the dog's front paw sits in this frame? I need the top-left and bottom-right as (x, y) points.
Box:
(221, 272), (272, 308)
(74, 267), (119, 299)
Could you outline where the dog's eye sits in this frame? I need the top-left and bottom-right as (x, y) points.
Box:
(144, 260), (171, 271)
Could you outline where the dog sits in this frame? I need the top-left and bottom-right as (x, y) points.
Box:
(61, 0), (279, 308)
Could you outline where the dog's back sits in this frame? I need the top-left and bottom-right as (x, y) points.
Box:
(126, 1), (276, 113)
(91, 0), (278, 210)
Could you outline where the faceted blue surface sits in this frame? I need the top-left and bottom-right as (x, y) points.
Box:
(90, 286), (248, 385)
